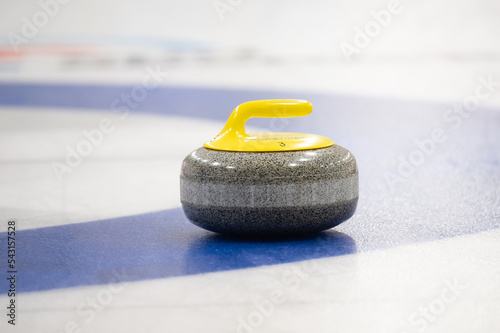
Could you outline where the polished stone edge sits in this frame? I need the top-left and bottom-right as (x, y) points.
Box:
(180, 175), (358, 208)
(181, 145), (357, 183)
(182, 198), (358, 236)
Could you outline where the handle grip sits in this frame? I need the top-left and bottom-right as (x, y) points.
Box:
(222, 99), (312, 137)
(234, 99), (312, 120)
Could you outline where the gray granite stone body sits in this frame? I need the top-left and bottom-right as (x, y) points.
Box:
(180, 145), (358, 236)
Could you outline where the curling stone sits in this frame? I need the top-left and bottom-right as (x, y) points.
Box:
(180, 99), (358, 236)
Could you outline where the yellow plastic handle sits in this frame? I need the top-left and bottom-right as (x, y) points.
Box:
(219, 99), (311, 137)
(204, 99), (333, 152)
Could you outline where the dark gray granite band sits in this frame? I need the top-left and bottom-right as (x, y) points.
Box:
(181, 145), (357, 184)
(182, 199), (358, 236)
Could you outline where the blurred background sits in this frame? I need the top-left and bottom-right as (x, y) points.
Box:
(1, 0), (499, 104)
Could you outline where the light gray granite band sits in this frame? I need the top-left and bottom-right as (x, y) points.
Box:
(180, 175), (358, 208)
